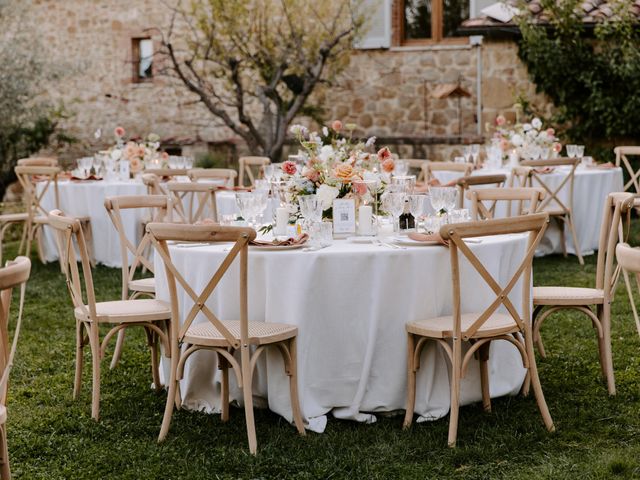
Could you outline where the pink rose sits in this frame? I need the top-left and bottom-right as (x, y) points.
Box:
(331, 120), (343, 132)
(495, 115), (506, 126)
(114, 126), (125, 137)
(547, 128), (555, 136)
(381, 158), (395, 173)
(352, 181), (367, 196)
(377, 147), (392, 161)
(553, 142), (562, 153)
(302, 166), (319, 182)
(282, 160), (297, 176)
(161, 151), (169, 160)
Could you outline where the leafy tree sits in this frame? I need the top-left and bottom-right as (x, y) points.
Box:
(516, 0), (640, 154)
(160, 0), (366, 160)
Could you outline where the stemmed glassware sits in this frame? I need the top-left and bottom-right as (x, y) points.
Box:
(384, 186), (407, 233)
(470, 144), (481, 165)
(390, 175), (416, 194)
(298, 194), (323, 230)
(92, 154), (105, 178)
(408, 194), (428, 232)
(429, 186), (457, 221)
(393, 160), (409, 177)
(78, 157), (92, 178)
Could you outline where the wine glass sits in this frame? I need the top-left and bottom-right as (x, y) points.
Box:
(566, 145), (576, 158)
(384, 189), (406, 233)
(391, 175), (416, 194)
(298, 195), (323, 229)
(78, 157), (92, 178)
(575, 145), (585, 158)
(92, 155), (105, 177)
(408, 194), (427, 231)
(470, 144), (481, 165)
(235, 192), (254, 226)
(183, 157), (194, 169)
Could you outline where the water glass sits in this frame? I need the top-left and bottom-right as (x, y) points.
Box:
(183, 157), (194, 169)
(575, 145), (585, 158)
(566, 145), (576, 158)
(384, 191), (406, 233)
(298, 195), (323, 228)
(408, 194), (427, 231)
(470, 144), (481, 165)
(393, 160), (409, 177)
(449, 209), (471, 224)
(309, 222), (333, 248)
(423, 215), (441, 235)
(581, 156), (594, 168)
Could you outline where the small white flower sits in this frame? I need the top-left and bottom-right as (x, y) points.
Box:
(531, 118), (542, 130)
(365, 136), (377, 148)
(511, 134), (524, 147)
(522, 123), (532, 132)
(289, 124), (308, 137)
(94, 128), (102, 140)
(318, 145), (335, 163)
(316, 184), (340, 210)
(322, 126), (329, 137)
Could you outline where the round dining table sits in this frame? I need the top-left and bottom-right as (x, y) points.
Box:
(154, 233), (530, 433)
(435, 165), (623, 257)
(37, 179), (249, 267)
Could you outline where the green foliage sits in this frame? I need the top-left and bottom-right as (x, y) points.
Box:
(516, 0), (640, 152)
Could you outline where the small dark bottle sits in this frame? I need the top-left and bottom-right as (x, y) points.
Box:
(399, 200), (415, 230)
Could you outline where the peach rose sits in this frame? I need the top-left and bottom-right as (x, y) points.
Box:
(331, 120), (343, 132)
(161, 151), (169, 160)
(334, 163), (355, 181)
(381, 158), (395, 173)
(130, 157), (142, 173)
(282, 160), (297, 175)
(114, 126), (125, 137)
(495, 115), (506, 127)
(553, 142), (562, 153)
(377, 147), (392, 161)
(500, 138), (510, 151)
(302, 166), (320, 182)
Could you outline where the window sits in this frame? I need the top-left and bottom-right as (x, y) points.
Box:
(132, 38), (153, 82)
(396, 0), (469, 45)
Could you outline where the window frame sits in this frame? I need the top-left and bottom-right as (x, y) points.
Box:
(393, 0), (468, 46)
(131, 37), (154, 84)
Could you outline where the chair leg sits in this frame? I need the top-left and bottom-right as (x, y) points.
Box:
(110, 330), (126, 370)
(532, 306), (547, 358)
(479, 342), (491, 413)
(240, 344), (258, 455)
(73, 321), (85, 400)
(218, 353), (230, 422)
(524, 330), (555, 432)
(566, 214), (584, 265)
(88, 325), (101, 421)
(0, 423), (10, 480)
(35, 225), (46, 264)
(601, 304), (616, 395)
(558, 217), (567, 258)
(448, 339), (462, 448)
(403, 333), (417, 429)
(158, 352), (179, 442)
(287, 337), (305, 435)
(148, 329), (161, 391)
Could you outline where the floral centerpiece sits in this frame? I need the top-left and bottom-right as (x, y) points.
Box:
(281, 120), (393, 219)
(106, 127), (167, 174)
(488, 115), (562, 161)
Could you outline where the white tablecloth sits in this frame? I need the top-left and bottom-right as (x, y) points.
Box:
(154, 234), (530, 433)
(38, 180), (246, 267)
(435, 166), (623, 256)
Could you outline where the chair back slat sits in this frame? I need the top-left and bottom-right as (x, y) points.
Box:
(422, 161), (473, 184)
(401, 159), (429, 183)
(439, 213), (549, 341)
(520, 158), (580, 215)
(148, 223), (256, 349)
(467, 187), (544, 220)
(238, 156), (270, 187)
(15, 165), (61, 218)
(456, 174), (506, 209)
(615, 146), (640, 193)
(167, 182), (219, 224)
(104, 195), (171, 299)
(188, 168), (238, 187)
(17, 157), (58, 167)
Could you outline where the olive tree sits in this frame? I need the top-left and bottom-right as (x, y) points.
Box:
(161, 0), (366, 160)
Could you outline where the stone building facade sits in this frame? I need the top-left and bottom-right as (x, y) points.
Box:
(22, 0), (545, 163)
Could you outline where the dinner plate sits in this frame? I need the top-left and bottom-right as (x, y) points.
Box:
(346, 236), (377, 244)
(249, 243), (306, 251)
(391, 237), (440, 247)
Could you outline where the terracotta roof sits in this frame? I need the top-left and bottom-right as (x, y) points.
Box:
(461, 0), (640, 30)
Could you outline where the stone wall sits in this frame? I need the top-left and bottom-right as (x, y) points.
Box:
(23, 0), (549, 164)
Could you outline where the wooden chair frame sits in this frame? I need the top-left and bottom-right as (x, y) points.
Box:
(402, 159), (429, 183)
(614, 146), (640, 193)
(148, 222), (305, 454)
(403, 213), (554, 446)
(238, 156), (270, 187)
(422, 161), (473, 185)
(467, 187), (545, 221)
(144, 168), (189, 179)
(531, 192), (635, 395)
(188, 168), (238, 187)
(16, 157), (58, 167)
(520, 158), (584, 264)
(617, 242), (640, 339)
(0, 256), (30, 480)
(167, 182), (219, 224)
(48, 210), (170, 420)
(456, 174), (507, 209)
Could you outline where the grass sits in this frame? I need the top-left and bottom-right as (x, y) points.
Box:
(4, 238), (640, 479)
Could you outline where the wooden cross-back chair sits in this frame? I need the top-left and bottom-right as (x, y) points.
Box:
(147, 222), (305, 454)
(188, 168), (238, 187)
(15, 165), (95, 266)
(166, 182), (219, 224)
(422, 161), (473, 185)
(618, 195), (640, 341)
(0, 256), (30, 480)
(614, 146), (640, 194)
(144, 168), (189, 180)
(47, 209), (170, 420)
(531, 192), (635, 396)
(104, 195), (171, 370)
(141, 173), (168, 196)
(467, 187), (545, 221)
(520, 158), (584, 264)
(402, 159), (429, 183)
(456, 174), (507, 209)
(238, 156), (270, 187)
(403, 213), (554, 447)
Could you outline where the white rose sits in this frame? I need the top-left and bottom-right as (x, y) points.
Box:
(110, 149), (122, 160)
(511, 134), (524, 147)
(522, 123), (532, 132)
(317, 184), (340, 210)
(319, 145), (335, 163)
(531, 118), (542, 129)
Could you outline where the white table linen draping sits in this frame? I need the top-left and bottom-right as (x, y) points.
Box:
(434, 166), (623, 256)
(38, 180), (249, 267)
(154, 234), (530, 433)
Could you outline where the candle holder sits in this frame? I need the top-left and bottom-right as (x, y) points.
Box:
(353, 179), (380, 236)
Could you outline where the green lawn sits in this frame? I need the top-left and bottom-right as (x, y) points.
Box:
(5, 239), (640, 479)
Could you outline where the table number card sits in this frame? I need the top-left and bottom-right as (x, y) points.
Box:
(332, 198), (356, 235)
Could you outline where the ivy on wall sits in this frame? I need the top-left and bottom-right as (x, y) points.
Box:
(516, 0), (640, 155)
